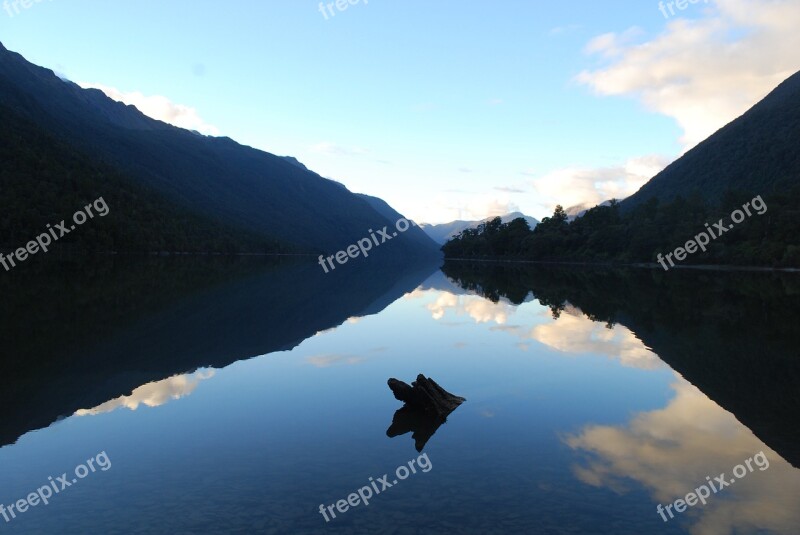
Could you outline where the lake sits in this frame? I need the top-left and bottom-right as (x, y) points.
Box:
(1, 257), (798, 534)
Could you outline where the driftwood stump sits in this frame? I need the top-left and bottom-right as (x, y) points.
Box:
(386, 375), (465, 451)
(387, 374), (466, 418)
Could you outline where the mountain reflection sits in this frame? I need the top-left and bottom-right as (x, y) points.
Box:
(75, 369), (215, 416)
(440, 261), (800, 468)
(566, 375), (800, 534)
(0, 255), (440, 447)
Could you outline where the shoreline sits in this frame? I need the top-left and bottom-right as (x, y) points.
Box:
(442, 257), (800, 273)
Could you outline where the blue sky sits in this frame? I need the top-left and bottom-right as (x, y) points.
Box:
(2, 0), (798, 223)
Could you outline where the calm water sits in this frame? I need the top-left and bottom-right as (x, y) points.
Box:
(1, 257), (799, 534)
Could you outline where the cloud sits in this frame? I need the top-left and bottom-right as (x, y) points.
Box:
(584, 27), (645, 58)
(490, 305), (663, 369)
(549, 24), (583, 36)
(577, 0), (800, 148)
(530, 154), (670, 215)
(75, 369), (215, 416)
(306, 354), (364, 368)
(494, 185), (527, 193)
(529, 305), (663, 369)
(309, 141), (369, 157)
(565, 376), (800, 534)
(420, 194), (522, 224)
(78, 83), (221, 136)
(482, 199), (521, 218)
(421, 290), (660, 369)
(425, 291), (519, 325)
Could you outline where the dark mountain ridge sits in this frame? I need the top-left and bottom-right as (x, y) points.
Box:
(623, 70), (800, 208)
(0, 41), (439, 256)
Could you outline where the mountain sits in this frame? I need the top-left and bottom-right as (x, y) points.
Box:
(356, 193), (439, 252)
(623, 69), (800, 208)
(0, 42), (440, 256)
(442, 70), (800, 267)
(421, 212), (539, 244)
(0, 103), (287, 254)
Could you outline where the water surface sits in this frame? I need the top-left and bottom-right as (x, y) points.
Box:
(1, 258), (798, 534)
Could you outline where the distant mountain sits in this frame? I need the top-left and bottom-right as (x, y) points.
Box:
(421, 212), (539, 244)
(623, 69), (800, 208)
(0, 42), (440, 257)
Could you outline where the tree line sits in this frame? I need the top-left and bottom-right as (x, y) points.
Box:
(442, 190), (800, 268)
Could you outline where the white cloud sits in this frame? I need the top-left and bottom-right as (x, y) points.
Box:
(529, 306), (663, 369)
(584, 27), (645, 58)
(481, 198), (521, 219)
(309, 141), (369, 157)
(566, 376), (800, 534)
(494, 185), (527, 193)
(530, 154), (670, 216)
(419, 193), (522, 224)
(78, 83), (221, 136)
(75, 369), (215, 416)
(488, 305), (663, 370)
(306, 354), (364, 368)
(425, 291), (519, 325)
(577, 0), (800, 149)
(549, 24), (583, 36)
(421, 290), (661, 369)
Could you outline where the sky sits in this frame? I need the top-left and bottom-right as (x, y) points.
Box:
(1, 0), (799, 224)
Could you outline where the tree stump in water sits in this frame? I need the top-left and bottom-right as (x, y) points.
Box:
(387, 374), (465, 419)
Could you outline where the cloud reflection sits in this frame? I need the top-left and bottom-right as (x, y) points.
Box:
(75, 369), (215, 416)
(422, 290), (660, 369)
(565, 376), (800, 534)
(425, 291), (518, 324)
(306, 354), (364, 368)
(529, 306), (663, 369)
